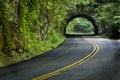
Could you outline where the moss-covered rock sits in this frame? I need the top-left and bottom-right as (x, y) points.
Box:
(2, 22), (24, 55)
(0, 0), (68, 67)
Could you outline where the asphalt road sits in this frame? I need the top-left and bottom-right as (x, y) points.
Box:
(0, 37), (120, 80)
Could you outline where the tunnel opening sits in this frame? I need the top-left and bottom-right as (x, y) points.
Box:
(65, 14), (98, 37)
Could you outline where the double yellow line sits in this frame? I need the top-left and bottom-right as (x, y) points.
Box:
(32, 38), (99, 80)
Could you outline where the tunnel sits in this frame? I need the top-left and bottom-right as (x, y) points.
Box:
(65, 14), (98, 36)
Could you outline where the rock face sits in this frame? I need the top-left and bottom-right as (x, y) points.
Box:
(2, 22), (24, 54)
(0, 0), (24, 55)
(0, 0), (66, 57)
(0, 0), (22, 55)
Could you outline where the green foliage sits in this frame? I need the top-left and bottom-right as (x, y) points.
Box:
(113, 13), (120, 24)
(0, 0), (67, 67)
(66, 18), (94, 34)
(18, 0), (67, 53)
(95, 1), (120, 38)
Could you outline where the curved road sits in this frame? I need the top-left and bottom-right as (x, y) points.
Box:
(0, 37), (120, 80)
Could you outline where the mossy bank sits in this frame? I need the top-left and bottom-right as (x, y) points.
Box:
(0, 0), (67, 67)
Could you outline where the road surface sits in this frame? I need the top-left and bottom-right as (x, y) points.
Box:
(0, 37), (120, 80)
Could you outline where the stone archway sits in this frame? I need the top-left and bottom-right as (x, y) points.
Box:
(65, 14), (98, 36)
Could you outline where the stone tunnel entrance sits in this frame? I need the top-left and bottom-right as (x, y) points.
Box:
(65, 14), (98, 36)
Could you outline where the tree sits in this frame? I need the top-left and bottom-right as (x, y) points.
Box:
(96, 1), (120, 38)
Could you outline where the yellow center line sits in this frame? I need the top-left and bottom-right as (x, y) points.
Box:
(32, 38), (99, 80)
